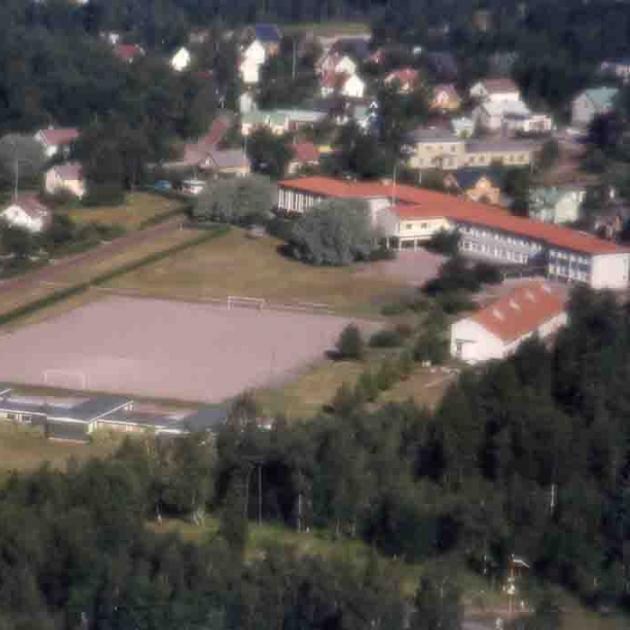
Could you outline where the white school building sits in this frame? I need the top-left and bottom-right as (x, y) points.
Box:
(277, 177), (630, 290)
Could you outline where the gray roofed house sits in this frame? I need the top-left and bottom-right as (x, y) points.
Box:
(46, 420), (90, 443)
(205, 148), (251, 175)
(58, 395), (132, 422)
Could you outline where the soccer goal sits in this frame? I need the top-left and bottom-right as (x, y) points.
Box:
(43, 369), (88, 390)
(227, 296), (266, 311)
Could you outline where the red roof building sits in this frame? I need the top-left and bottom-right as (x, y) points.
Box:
(451, 281), (568, 363)
(277, 176), (630, 289)
(114, 44), (145, 63)
(287, 142), (320, 174)
(384, 68), (421, 93)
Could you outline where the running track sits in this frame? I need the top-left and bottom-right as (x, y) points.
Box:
(0, 217), (184, 299)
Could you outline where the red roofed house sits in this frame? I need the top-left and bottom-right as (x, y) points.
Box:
(45, 162), (86, 199)
(287, 142), (320, 174)
(113, 44), (145, 64)
(277, 176), (630, 289)
(450, 281), (567, 363)
(384, 68), (420, 94)
(1, 195), (52, 233)
(34, 127), (80, 158)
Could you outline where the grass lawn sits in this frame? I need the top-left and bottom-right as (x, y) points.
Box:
(378, 365), (457, 409)
(107, 228), (410, 317)
(0, 423), (122, 477)
(64, 192), (185, 231)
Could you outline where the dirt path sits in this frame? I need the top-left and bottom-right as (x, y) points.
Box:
(0, 217), (184, 297)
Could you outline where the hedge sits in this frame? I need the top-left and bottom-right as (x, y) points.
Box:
(0, 225), (230, 327)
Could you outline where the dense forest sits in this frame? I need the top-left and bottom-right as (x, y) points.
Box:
(1, 287), (630, 627)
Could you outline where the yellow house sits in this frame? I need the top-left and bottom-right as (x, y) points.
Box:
(377, 206), (452, 249)
(443, 168), (503, 206)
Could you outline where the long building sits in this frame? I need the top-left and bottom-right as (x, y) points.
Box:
(277, 177), (630, 290)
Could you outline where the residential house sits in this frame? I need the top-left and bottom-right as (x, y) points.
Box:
(1, 195), (52, 233)
(431, 83), (461, 112)
(528, 186), (586, 224)
(464, 139), (535, 168)
(406, 128), (466, 170)
(320, 72), (366, 99)
(241, 110), (289, 136)
(204, 148), (250, 176)
(600, 58), (630, 83)
(113, 43), (144, 63)
(287, 142), (320, 174)
(239, 39), (267, 85)
(443, 168), (503, 205)
(44, 162), (85, 198)
(470, 78), (521, 103)
(171, 47), (192, 72)
(278, 176), (630, 289)
(317, 52), (357, 77)
(34, 127), (79, 159)
(474, 100), (553, 134)
(384, 68), (420, 94)
(571, 87), (619, 128)
(250, 24), (282, 56)
(239, 91), (256, 115)
(342, 74), (366, 99)
(450, 282), (567, 364)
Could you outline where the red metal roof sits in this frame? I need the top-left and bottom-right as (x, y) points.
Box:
(114, 44), (144, 62)
(278, 177), (630, 255)
(291, 142), (320, 164)
(470, 281), (565, 343)
(37, 128), (79, 147)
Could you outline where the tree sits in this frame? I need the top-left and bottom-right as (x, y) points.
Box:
(0, 134), (45, 191)
(537, 139), (560, 172)
(411, 570), (462, 630)
(0, 225), (35, 260)
(246, 129), (292, 178)
(288, 199), (378, 265)
(335, 324), (364, 360)
(193, 175), (275, 225)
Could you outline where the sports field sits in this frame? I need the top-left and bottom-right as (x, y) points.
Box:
(0, 295), (361, 402)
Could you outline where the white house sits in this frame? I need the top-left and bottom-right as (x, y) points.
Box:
(1, 195), (52, 233)
(450, 282), (567, 364)
(317, 52), (357, 76)
(34, 127), (79, 159)
(600, 59), (630, 83)
(239, 40), (267, 85)
(341, 74), (366, 99)
(171, 47), (192, 72)
(571, 87), (619, 128)
(44, 162), (86, 199)
(470, 78), (521, 103)
(529, 186), (586, 224)
(474, 100), (553, 134)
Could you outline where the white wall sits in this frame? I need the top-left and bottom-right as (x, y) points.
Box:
(590, 253), (630, 289)
(1, 205), (45, 233)
(450, 319), (506, 363)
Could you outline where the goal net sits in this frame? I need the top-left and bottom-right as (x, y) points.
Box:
(227, 296), (266, 311)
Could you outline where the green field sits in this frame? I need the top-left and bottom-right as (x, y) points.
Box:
(106, 228), (409, 317)
(0, 424), (122, 476)
(65, 191), (185, 231)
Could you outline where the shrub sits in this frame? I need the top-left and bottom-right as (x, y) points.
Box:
(398, 351), (414, 379)
(82, 183), (126, 207)
(375, 360), (401, 391)
(414, 333), (448, 365)
(423, 230), (460, 256)
(329, 382), (361, 415)
(335, 324), (364, 360)
(436, 290), (477, 314)
(266, 216), (295, 242)
(356, 370), (379, 402)
(473, 261), (502, 285)
(369, 329), (403, 348)
(289, 199), (378, 266)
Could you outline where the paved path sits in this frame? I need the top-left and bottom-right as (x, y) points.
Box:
(0, 217), (184, 298)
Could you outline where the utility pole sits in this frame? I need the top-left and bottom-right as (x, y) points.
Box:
(292, 37), (297, 81)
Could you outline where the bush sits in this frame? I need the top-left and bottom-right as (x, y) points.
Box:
(424, 256), (481, 295)
(193, 175), (275, 226)
(375, 359), (401, 391)
(82, 183), (126, 207)
(369, 329), (403, 348)
(423, 230), (460, 256)
(266, 216), (295, 242)
(436, 290), (477, 314)
(329, 382), (362, 415)
(414, 333), (448, 365)
(356, 370), (379, 402)
(289, 199), (378, 266)
(335, 324), (364, 360)
(473, 261), (502, 285)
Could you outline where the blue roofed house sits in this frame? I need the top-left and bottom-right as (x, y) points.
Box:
(252, 24), (282, 55)
(571, 87), (619, 128)
(528, 185), (586, 224)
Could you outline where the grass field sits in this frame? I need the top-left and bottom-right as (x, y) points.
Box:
(107, 228), (410, 317)
(0, 424), (121, 476)
(255, 357), (454, 420)
(65, 192), (185, 231)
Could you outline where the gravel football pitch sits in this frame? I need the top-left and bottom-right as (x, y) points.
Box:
(0, 296), (360, 403)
